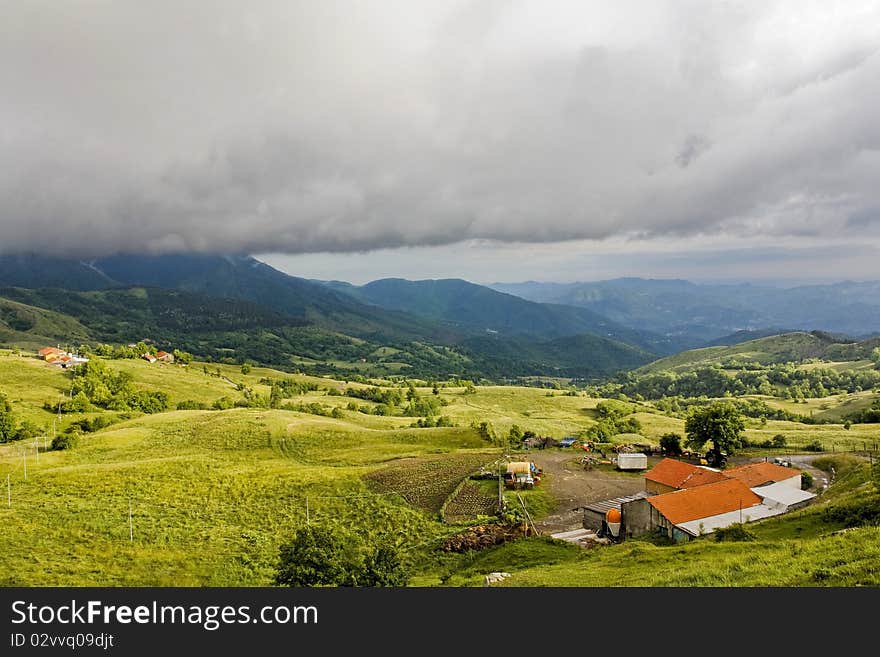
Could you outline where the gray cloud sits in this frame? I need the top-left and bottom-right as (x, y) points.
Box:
(1, 1), (880, 259)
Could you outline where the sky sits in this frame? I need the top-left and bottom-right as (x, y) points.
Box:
(2, 1), (880, 285)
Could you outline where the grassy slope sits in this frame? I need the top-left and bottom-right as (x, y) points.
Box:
(489, 456), (880, 587)
(637, 332), (837, 373)
(1, 350), (878, 586)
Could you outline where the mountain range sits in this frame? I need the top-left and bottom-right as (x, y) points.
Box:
(490, 278), (880, 344)
(1, 252), (878, 381)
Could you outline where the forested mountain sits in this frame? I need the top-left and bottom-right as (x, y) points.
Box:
(324, 277), (676, 353)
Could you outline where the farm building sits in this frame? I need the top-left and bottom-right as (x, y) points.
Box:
(644, 458), (728, 494)
(141, 353), (158, 364)
(572, 457), (819, 543)
(642, 479), (764, 541)
(155, 351), (175, 363)
(581, 491), (650, 532)
(625, 474), (817, 542)
(39, 347), (65, 360)
(723, 461), (802, 489)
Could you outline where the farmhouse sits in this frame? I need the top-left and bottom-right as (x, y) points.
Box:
(644, 457), (728, 494)
(723, 461), (801, 488)
(586, 457), (817, 542)
(38, 346), (65, 360)
(141, 353), (158, 364)
(38, 346), (89, 368)
(155, 351), (175, 363)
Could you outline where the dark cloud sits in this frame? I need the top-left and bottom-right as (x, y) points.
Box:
(1, 1), (879, 259)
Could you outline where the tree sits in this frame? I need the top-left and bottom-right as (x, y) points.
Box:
(172, 349), (193, 365)
(269, 384), (283, 410)
(360, 543), (408, 586)
(684, 402), (745, 467)
(274, 526), (360, 587)
(240, 363), (252, 375)
(0, 392), (17, 443)
(273, 526), (407, 587)
(659, 432), (683, 456)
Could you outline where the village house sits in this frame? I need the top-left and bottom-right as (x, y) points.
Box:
(141, 353), (158, 364)
(644, 457), (728, 494)
(155, 351), (175, 364)
(38, 346), (89, 368)
(586, 457), (817, 542)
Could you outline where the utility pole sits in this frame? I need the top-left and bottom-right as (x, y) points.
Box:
(6, 474), (9, 506)
(129, 501), (133, 542)
(22, 447), (27, 481)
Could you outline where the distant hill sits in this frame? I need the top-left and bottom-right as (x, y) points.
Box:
(491, 278), (880, 345)
(636, 331), (877, 374)
(0, 297), (93, 347)
(0, 254), (457, 345)
(321, 277), (674, 354)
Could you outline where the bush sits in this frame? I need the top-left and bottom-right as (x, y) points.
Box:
(273, 525), (407, 587)
(659, 432), (683, 456)
(714, 523), (756, 542)
(177, 399), (208, 410)
(801, 471), (814, 490)
(804, 440), (825, 452)
(52, 431), (80, 451)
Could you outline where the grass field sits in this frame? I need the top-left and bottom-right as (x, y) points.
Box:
(1, 349), (879, 586)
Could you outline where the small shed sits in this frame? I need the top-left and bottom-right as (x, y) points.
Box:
(582, 491), (650, 532)
(616, 453), (648, 471)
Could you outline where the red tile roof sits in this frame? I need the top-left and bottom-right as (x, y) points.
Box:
(647, 479), (763, 525)
(723, 462), (800, 487)
(39, 347), (64, 357)
(156, 351), (169, 357)
(644, 458), (728, 489)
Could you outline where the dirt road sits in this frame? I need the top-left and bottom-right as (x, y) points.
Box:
(527, 450), (647, 534)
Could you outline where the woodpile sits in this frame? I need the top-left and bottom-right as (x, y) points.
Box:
(440, 523), (532, 552)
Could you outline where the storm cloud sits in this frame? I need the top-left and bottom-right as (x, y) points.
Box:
(2, 1), (880, 258)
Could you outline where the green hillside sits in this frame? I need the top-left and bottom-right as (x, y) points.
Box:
(637, 331), (874, 374)
(1, 349), (878, 587)
(0, 297), (93, 348)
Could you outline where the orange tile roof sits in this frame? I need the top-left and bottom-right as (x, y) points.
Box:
(723, 462), (800, 487)
(647, 479), (763, 525)
(644, 458), (728, 489)
(39, 347), (64, 356)
(156, 351), (169, 357)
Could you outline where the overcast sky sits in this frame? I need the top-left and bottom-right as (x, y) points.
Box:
(2, 1), (879, 284)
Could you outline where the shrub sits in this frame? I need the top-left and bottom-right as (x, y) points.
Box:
(52, 431), (80, 451)
(804, 440), (825, 452)
(714, 523), (756, 542)
(177, 399), (208, 410)
(801, 471), (814, 490)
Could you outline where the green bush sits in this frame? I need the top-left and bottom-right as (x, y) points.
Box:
(713, 523), (756, 542)
(804, 440), (825, 452)
(52, 432), (80, 451)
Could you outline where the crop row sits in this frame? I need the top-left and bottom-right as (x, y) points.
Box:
(363, 453), (491, 513)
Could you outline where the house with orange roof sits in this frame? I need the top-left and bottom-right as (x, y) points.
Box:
(38, 346), (65, 361)
(645, 479), (765, 539)
(619, 458), (818, 541)
(155, 350), (175, 364)
(723, 461), (801, 489)
(644, 457), (729, 494)
(141, 353), (158, 364)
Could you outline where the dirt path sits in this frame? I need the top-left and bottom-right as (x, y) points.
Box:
(527, 450), (647, 534)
